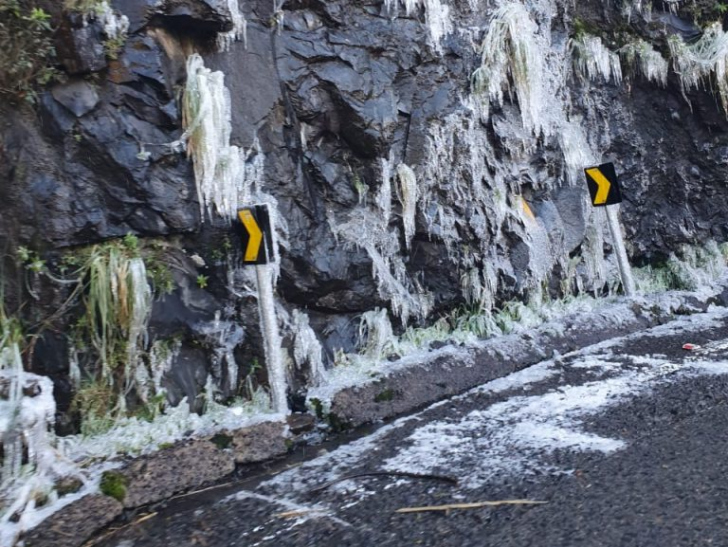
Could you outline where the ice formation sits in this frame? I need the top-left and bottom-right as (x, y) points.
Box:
(1, 337), (82, 547)
(669, 23), (728, 113)
(571, 34), (622, 84)
(395, 163), (418, 249)
(383, 0), (453, 52)
(217, 0), (247, 51)
(620, 39), (669, 86)
(291, 310), (326, 386)
(472, 2), (546, 134)
(95, 1), (130, 40)
(330, 208), (433, 325)
(181, 54), (242, 221)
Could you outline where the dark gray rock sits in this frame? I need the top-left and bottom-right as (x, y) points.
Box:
(54, 14), (107, 75)
(51, 80), (100, 118)
(120, 439), (236, 508)
(22, 494), (122, 547)
(227, 420), (290, 463)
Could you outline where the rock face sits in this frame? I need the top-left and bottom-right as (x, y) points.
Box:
(2, 0), (728, 425)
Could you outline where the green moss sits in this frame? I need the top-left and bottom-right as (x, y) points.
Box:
(100, 471), (127, 502)
(210, 433), (232, 449)
(374, 388), (395, 403)
(309, 397), (324, 420)
(157, 442), (175, 450)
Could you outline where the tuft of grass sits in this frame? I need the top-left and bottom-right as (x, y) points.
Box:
(99, 470), (127, 502)
(0, 1), (57, 102)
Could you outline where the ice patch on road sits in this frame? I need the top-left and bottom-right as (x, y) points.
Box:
(381, 353), (728, 489)
(260, 362), (557, 495)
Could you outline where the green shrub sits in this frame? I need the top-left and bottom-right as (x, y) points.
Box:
(0, 0), (56, 101)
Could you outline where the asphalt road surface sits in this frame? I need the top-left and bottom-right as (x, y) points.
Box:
(93, 307), (728, 547)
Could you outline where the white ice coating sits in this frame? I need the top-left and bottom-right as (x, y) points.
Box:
(181, 54), (242, 221)
(395, 163), (418, 249)
(383, 0), (453, 53)
(292, 310), (326, 386)
(669, 23), (728, 113)
(620, 39), (669, 86)
(606, 206), (636, 296)
(472, 2), (546, 134)
(195, 311), (244, 394)
(358, 309), (397, 361)
(217, 0), (247, 51)
(124, 257), (153, 394)
(329, 208), (432, 324)
(256, 265), (288, 414)
(95, 1), (129, 40)
(571, 34), (622, 84)
(0, 362), (82, 547)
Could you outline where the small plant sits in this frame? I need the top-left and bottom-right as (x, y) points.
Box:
(99, 470), (127, 502)
(196, 274), (209, 289)
(17, 246), (45, 273)
(0, 1), (57, 101)
(104, 34), (125, 60)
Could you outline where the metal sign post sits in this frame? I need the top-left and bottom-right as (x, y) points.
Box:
(584, 162), (636, 297)
(237, 206), (288, 414)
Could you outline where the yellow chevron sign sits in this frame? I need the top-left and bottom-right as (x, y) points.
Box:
(237, 206), (272, 264)
(584, 162), (622, 207)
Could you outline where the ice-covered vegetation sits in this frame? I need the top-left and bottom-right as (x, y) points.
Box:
(472, 2), (545, 134)
(669, 23), (728, 113)
(620, 39), (669, 86)
(571, 34), (622, 83)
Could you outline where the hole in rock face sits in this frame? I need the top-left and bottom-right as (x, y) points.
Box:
(148, 14), (221, 48)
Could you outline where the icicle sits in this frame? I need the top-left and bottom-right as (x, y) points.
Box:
(571, 34), (622, 84)
(378, 153), (394, 225)
(148, 339), (181, 399)
(669, 24), (728, 114)
(472, 3), (546, 134)
(358, 309), (397, 361)
(124, 258), (152, 395)
(396, 163), (418, 249)
(560, 121), (596, 183)
(181, 54), (244, 221)
(329, 208), (432, 324)
(620, 39), (669, 87)
(291, 310), (326, 386)
(195, 311), (244, 394)
(217, 0), (247, 51)
(383, 0), (453, 53)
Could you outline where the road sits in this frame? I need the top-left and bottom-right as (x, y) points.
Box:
(93, 307), (728, 547)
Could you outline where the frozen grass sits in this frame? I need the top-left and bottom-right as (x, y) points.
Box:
(669, 23), (728, 113)
(619, 39), (669, 86)
(472, 2), (545, 134)
(59, 394), (280, 463)
(571, 34), (622, 84)
(315, 240), (728, 404)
